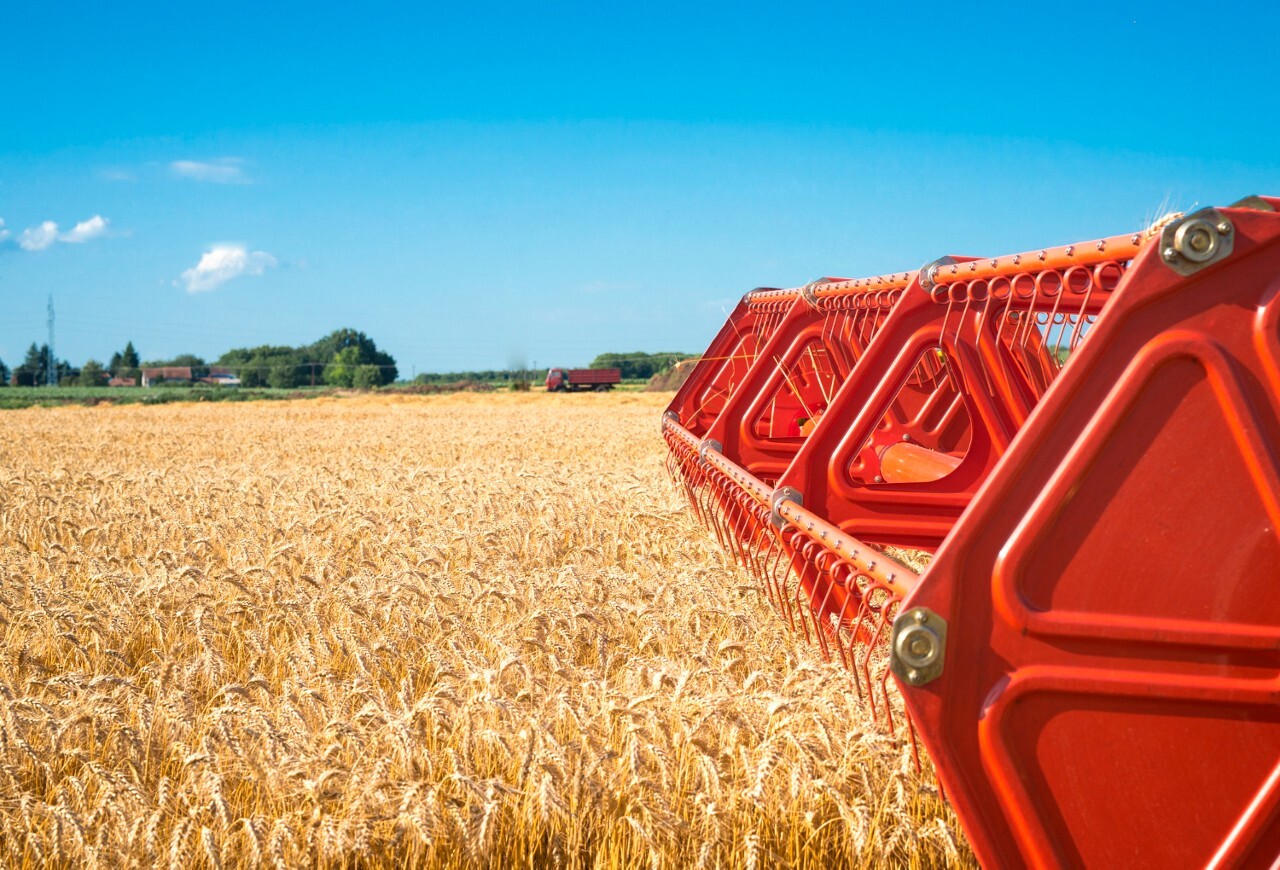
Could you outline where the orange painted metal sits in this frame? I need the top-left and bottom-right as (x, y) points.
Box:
(663, 196), (1280, 867)
(878, 441), (962, 484)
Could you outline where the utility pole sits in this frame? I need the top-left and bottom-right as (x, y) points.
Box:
(47, 295), (57, 387)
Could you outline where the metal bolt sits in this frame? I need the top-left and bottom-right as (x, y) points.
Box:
(908, 669), (923, 685)
(1163, 246), (1178, 261)
(907, 633), (932, 658)
(1174, 219), (1219, 263)
(1217, 221), (1233, 236)
(874, 475), (883, 483)
(913, 610), (927, 624)
(895, 623), (940, 669)
(902, 434), (911, 442)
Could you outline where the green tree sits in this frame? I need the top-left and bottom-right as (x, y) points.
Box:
(217, 345), (298, 387)
(325, 346), (360, 387)
(109, 341), (141, 381)
(588, 351), (697, 380)
(268, 363), (301, 389)
(77, 359), (107, 387)
(307, 328), (397, 385)
(14, 343), (68, 386)
(352, 364), (380, 390)
(0, 358), (9, 386)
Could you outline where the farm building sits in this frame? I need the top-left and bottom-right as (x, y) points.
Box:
(140, 366), (193, 387)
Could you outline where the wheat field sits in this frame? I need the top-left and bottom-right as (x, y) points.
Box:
(0, 392), (972, 868)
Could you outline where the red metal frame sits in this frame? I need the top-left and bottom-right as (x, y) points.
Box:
(663, 199), (1280, 868)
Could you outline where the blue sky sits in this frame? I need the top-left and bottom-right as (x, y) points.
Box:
(2, 1), (1278, 375)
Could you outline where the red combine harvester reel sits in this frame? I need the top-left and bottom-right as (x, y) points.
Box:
(662, 197), (1280, 868)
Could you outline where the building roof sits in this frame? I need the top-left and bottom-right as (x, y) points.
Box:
(142, 366), (193, 381)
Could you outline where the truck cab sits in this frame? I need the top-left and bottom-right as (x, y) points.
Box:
(545, 368), (566, 391)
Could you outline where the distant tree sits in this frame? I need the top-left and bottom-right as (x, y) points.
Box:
(0, 358), (8, 386)
(14, 343), (69, 386)
(110, 341), (141, 381)
(218, 345), (295, 387)
(14, 344), (41, 386)
(325, 346), (361, 388)
(77, 359), (107, 387)
(308, 328), (397, 385)
(588, 351), (697, 380)
(352, 364), (380, 390)
(268, 363), (300, 389)
(142, 353), (205, 368)
(215, 330), (398, 388)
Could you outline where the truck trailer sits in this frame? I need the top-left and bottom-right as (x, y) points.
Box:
(545, 367), (621, 392)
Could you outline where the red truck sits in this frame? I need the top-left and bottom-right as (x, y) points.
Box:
(545, 367), (621, 392)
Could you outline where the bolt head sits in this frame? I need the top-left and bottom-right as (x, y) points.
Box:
(874, 475), (884, 483)
(913, 609), (928, 624)
(1174, 218), (1221, 263)
(1218, 221), (1233, 235)
(907, 669), (923, 685)
(1163, 246), (1178, 261)
(895, 623), (940, 670)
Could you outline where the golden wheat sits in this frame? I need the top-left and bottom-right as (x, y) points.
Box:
(0, 392), (972, 868)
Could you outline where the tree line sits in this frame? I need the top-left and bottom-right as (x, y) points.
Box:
(587, 351), (698, 379)
(0, 329), (398, 388)
(0, 338), (693, 389)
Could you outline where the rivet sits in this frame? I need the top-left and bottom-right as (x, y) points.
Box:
(908, 669), (923, 685)
(1217, 221), (1232, 235)
(1163, 246), (1178, 261)
(874, 475), (884, 483)
(913, 610), (927, 624)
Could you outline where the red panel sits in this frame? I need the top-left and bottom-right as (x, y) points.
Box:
(902, 204), (1280, 868)
(986, 684), (1280, 867)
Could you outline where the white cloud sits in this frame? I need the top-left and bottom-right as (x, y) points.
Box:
(0, 218), (9, 242)
(170, 158), (250, 184)
(11, 215), (112, 250)
(61, 215), (109, 243)
(178, 243), (277, 293)
(19, 221), (59, 251)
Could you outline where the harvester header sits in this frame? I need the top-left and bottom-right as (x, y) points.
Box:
(662, 197), (1280, 868)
